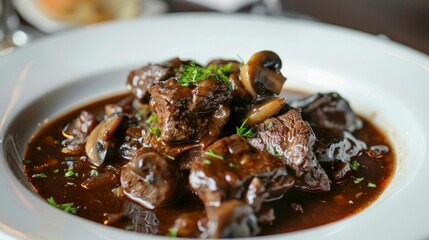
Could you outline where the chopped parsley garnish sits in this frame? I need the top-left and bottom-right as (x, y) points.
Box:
(367, 182), (377, 188)
(90, 169), (99, 176)
(166, 155), (175, 161)
(65, 166), (78, 178)
(166, 227), (178, 237)
(266, 122), (274, 129)
(350, 160), (360, 171)
(178, 63), (232, 89)
(236, 119), (256, 138)
(47, 197), (77, 214)
(32, 173), (47, 178)
(203, 159), (212, 165)
(229, 163), (238, 169)
(272, 147), (283, 157)
(205, 149), (224, 160)
(149, 127), (161, 137)
(22, 159), (32, 164)
(53, 169), (59, 173)
(353, 176), (364, 184)
(145, 113), (158, 125)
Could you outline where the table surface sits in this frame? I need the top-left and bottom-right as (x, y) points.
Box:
(166, 0), (429, 55)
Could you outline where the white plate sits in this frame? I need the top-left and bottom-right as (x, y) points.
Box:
(1, 13), (429, 240)
(13, 0), (168, 33)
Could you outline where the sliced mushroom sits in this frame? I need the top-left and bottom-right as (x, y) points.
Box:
(85, 114), (123, 166)
(244, 97), (285, 126)
(240, 51), (286, 97)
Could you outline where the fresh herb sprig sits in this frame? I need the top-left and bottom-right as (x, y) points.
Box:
(205, 149), (224, 160)
(178, 63), (232, 89)
(236, 119), (256, 138)
(47, 197), (77, 214)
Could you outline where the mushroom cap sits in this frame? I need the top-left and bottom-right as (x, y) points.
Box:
(240, 51), (286, 97)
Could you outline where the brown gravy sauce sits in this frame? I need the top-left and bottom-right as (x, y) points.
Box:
(23, 92), (395, 236)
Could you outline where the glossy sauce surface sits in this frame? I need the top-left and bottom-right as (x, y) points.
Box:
(24, 92), (395, 236)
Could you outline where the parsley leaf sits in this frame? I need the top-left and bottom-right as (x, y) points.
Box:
(229, 163), (238, 169)
(32, 173), (47, 178)
(367, 182), (377, 188)
(178, 63), (232, 89)
(350, 160), (360, 171)
(203, 159), (212, 165)
(166, 227), (178, 237)
(22, 159), (32, 164)
(47, 197), (77, 214)
(236, 119), (256, 138)
(149, 127), (161, 137)
(353, 176), (364, 184)
(145, 113), (158, 125)
(205, 149), (224, 160)
(65, 166), (78, 178)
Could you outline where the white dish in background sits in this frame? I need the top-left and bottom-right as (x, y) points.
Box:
(1, 13), (429, 240)
(13, 0), (168, 33)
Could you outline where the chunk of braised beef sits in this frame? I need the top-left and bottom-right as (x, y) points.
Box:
(120, 151), (179, 209)
(119, 127), (143, 160)
(149, 78), (232, 145)
(289, 92), (362, 132)
(105, 95), (134, 116)
(204, 200), (260, 238)
(61, 111), (98, 155)
(248, 109), (331, 192)
(312, 126), (367, 184)
(189, 135), (294, 211)
(313, 126), (367, 163)
(126, 64), (175, 101)
(105, 200), (160, 234)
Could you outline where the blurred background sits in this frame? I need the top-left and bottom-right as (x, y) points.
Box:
(1, 0), (429, 56)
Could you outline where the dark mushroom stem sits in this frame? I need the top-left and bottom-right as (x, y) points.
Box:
(240, 51), (286, 97)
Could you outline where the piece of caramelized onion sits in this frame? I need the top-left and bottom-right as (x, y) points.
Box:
(244, 97), (285, 126)
(240, 51), (286, 97)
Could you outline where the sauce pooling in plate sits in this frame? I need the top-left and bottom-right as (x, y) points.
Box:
(24, 51), (394, 238)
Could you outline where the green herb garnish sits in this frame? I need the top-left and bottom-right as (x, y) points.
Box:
(367, 182), (377, 188)
(228, 163), (238, 169)
(166, 227), (178, 237)
(32, 173), (47, 178)
(203, 159), (212, 165)
(22, 159), (32, 164)
(353, 176), (364, 184)
(145, 113), (158, 125)
(272, 147), (283, 157)
(350, 160), (360, 171)
(149, 127), (161, 137)
(178, 63), (232, 89)
(53, 169), (59, 173)
(205, 149), (224, 160)
(266, 122), (274, 129)
(47, 197), (77, 214)
(65, 166), (78, 178)
(166, 155), (175, 160)
(236, 119), (256, 138)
